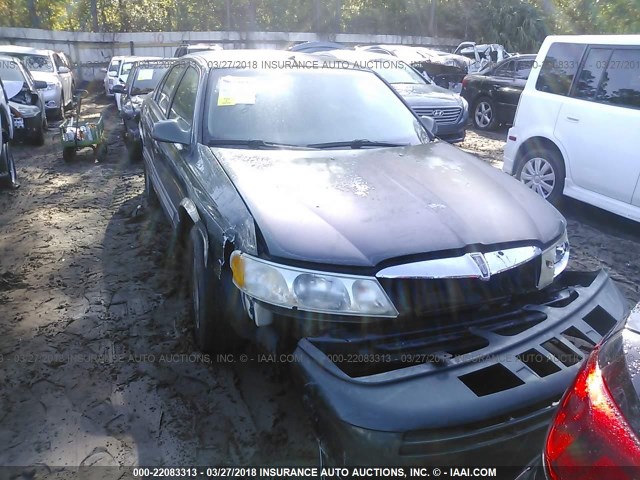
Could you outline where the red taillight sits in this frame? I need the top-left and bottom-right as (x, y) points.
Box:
(462, 77), (469, 89)
(545, 349), (640, 479)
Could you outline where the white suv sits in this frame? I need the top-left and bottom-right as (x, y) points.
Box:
(503, 35), (640, 222)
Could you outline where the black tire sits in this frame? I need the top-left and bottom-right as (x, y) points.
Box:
(472, 96), (498, 131)
(144, 165), (159, 207)
(95, 142), (108, 162)
(185, 225), (241, 353)
(0, 142), (18, 189)
(55, 94), (65, 120)
(515, 147), (565, 205)
(62, 147), (76, 162)
(31, 113), (46, 146)
(126, 136), (142, 163)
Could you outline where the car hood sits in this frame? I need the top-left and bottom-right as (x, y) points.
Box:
(392, 83), (461, 107)
(213, 142), (565, 268)
(3, 80), (23, 100)
(30, 71), (57, 84)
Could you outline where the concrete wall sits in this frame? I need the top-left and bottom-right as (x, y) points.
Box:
(0, 27), (462, 81)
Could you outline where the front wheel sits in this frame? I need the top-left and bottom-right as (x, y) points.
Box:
(473, 97), (498, 131)
(55, 94), (65, 120)
(516, 148), (565, 205)
(185, 225), (241, 353)
(0, 142), (18, 188)
(31, 114), (46, 146)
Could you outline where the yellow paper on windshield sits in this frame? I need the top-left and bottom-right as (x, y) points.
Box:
(137, 69), (154, 81)
(217, 76), (257, 106)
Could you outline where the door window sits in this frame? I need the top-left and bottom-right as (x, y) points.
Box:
(156, 64), (186, 116)
(536, 43), (585, 95)
(515, 60), (534, 79)
(596, 48), (640, 109)
(493, 61), (514, 78)
(573, 48), (611, 100)
(168, 66), (199, 130)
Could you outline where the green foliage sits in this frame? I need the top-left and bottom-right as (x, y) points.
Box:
(0, 0), (637, 54)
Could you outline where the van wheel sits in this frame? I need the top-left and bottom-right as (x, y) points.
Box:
(185, 225), (241, 354)
(516, 148), (565, 205)
(473, 97), (497, 130)
(55, 94), (65, 120)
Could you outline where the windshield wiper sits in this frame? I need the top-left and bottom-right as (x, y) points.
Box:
(207, 139), (310, 149)
(306, 139), (409, 149)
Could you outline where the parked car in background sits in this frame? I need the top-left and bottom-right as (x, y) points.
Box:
(356, 44), (426, 63)
(0, 45), (73, 119)
(114, 58), (175, 161)
(141, 49), (627, 467)
(454, 42), (512, 73)
(504, 35), (640, 220)
(103, 55), (125, 97)
(321, 49), (468, 142)
(0, 55), (47, 145)
(114, 56), (161, 111)
(57, 51), (77, 87)
(461, 54), (536, 130)
(287, 41), (346, 53)
(0, 78), (18, 188)
(516, 303), (640, 480)
(174, 43), (222, 57)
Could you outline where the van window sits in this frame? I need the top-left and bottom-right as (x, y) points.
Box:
(574, 48), (611, 99)
(536, 43), (585, 96)
(596, 49), (640, 109)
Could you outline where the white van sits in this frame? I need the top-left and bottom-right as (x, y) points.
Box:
(503, 35), (640, 222)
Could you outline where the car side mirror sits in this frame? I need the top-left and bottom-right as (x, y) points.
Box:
(420, 116), (438, 136)
(100, 67), (108, 73)
(112, 84), (125, 94)
(152, 119), (190, 145)
(108, 71), (117, 77)
(33, 80), (48, 90)
(58, 66), (70, 74)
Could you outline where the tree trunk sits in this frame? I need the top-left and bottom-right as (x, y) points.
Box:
(27, 0), (39, 28)
(429, 0), (436, 36)
(91, 0), (99, 32)
(334, 0), (342, 33)
(225, 0), (232, 30)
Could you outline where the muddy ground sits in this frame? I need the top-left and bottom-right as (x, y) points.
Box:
(0, 95), (639, 474)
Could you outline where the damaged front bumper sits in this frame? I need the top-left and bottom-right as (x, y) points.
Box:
(292, 270), (628, 466)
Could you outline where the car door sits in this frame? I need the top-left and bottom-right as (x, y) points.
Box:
(143, 63), (188, 222)
(488, 60), (519, 120)
(53, 53), (72, 104)
(555, 46), (640, 204)
(157, 65), (201, 216)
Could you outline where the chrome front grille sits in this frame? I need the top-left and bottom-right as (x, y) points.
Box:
(413, 106), (462, 125)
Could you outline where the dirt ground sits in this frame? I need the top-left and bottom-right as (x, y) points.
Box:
(0, 96), (639, 473)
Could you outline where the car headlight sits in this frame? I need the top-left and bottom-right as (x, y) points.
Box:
(456, 94), (468, 111)
(230, 251), (398, 318)
(11, 103), (40, 118)
(46, 82), (58, 91)
(538, 229), (570, 289)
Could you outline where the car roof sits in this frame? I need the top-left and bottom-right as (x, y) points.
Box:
(320, 49), (406, 65)
(288, 41), (346, 53)
(542, 34), (640, 46)
(0, 45), (53, 56)
(0, 54), (21, 63)
(187, 49), (330, 66)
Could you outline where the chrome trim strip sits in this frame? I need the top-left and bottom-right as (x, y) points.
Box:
(376, 246), (541, 280)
